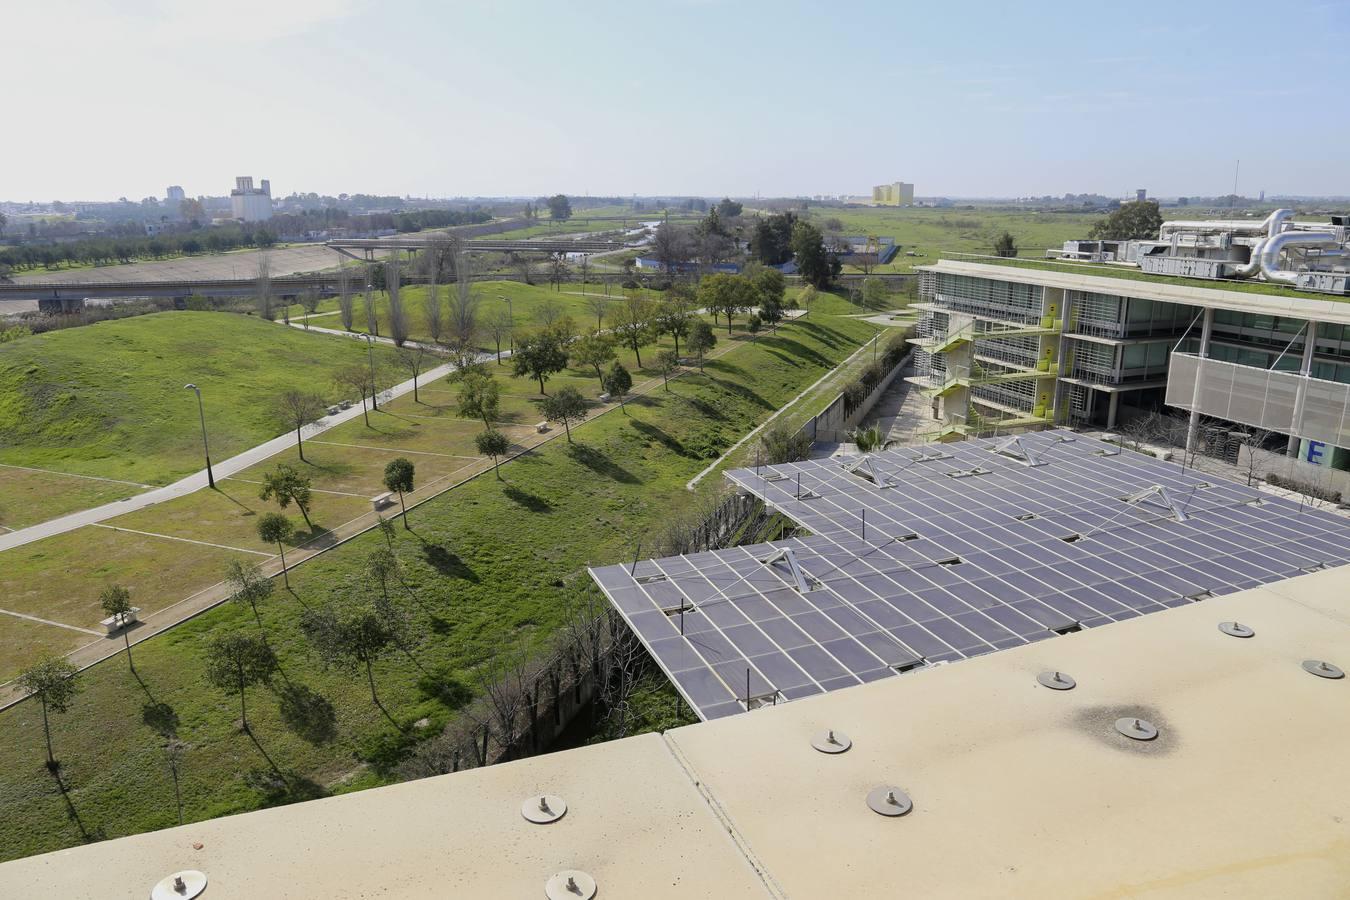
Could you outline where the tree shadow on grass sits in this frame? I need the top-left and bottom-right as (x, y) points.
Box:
(418, 669), (472, 710)
(680, 395), (726, 421)
(630, 419), (688, 457)
(244, 766), (329, 808)
(502, 484), (554, 513)
(756, 334), (831, 368)
(420, 542), (480, 582)
(142, 701), (180, 738)
(49, 769), (104, 844)
(566, 442), (638, 484)
(276, 683), (338, 746)
(704, 375), (773, 410)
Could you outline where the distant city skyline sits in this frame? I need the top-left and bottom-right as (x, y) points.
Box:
(6, 0), (1349, 202)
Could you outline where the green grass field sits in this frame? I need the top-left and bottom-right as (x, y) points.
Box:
(788, 206), (1102, 273)
(0, 299), (878, 862)
(0, 312), (403, 491)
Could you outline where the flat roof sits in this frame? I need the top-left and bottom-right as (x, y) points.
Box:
(591, 430), (1350, 720)
(4, 567), (1348, 897)
(923, 258), (1350, 325)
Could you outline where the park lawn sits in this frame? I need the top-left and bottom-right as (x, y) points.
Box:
(0, 525), (250, 678)
(0, 466), (148, 531)
(0, 311), (403, 486)
(0, 308), (878, 862)
(0, 617), (79, 689)
(104, 480), (373, 557)
(793, 206), (1103, 273)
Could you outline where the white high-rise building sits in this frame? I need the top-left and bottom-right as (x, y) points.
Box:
(230, 176), (273, 222)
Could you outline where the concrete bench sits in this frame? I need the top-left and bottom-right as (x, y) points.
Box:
(535, 421), (550, 434)
(598, 392), (612, 403)
(100, 607), (141, 635)
(371, 492), (395, 512)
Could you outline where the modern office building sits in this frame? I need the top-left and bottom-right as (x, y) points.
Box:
(229, 176), (273, 222)
(908, 210), (1350, 476)
(165, 185), (185, 204)
(872, 181), (914, 206)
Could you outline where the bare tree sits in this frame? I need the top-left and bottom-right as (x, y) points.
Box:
(508, 252), (535, 285)
(335, 366), (375, 427)
(547, 253), (569, 290)
(398, 345), (432, 404)
(1236, 429), (1273, 486)
(585, 293), (609, 330)
(363, 261), (379, 337)
(535, 297), (563, 327)
(336, 267), (355, 331)
(485, 310), (513, 364)
(274, 390), (326, 462)
(423, 255), (444, 345)
(256, 252), (273, 320)
(448, 251), (480, 353)
(298, 290), (320, 329)
(386, 253), (408, 346)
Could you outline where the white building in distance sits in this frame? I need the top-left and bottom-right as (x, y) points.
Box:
(230, 176), (273, 222)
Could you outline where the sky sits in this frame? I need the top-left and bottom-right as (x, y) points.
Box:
(6, 0), (1350, 202)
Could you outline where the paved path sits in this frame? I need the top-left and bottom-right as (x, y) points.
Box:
(862, 364), (935, 446)
(0, 357), (461, 554)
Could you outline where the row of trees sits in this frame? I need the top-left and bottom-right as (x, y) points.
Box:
(1, 223), (280, 271)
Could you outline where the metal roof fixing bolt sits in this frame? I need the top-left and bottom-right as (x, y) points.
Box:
(539, 796), (549, 812)
(1321, 662), (1333, 673)
(886, 791), (899, 806)
(173, 877), (186, 894)
(1054, 671), (1065, 683)
(567, 876), (579, 893)
(827, 729), (837, 744)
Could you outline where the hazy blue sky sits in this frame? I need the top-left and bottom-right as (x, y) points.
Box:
(8, 0), (1350, 201)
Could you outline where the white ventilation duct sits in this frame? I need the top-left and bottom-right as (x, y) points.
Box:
(1257, 230), (1342, 285)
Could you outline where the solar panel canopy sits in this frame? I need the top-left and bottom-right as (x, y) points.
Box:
(589, 429), (1350, 720)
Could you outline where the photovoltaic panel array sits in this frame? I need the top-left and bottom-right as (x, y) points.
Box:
(589, 430), (1350, 720)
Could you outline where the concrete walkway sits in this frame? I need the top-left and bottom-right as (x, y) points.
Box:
(861, 364), (935, 446)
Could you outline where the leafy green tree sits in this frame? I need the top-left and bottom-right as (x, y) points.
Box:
(751, 268), (786, 307)
(541, 387), (588, 442)
(861, 277), (892, 310)
(688, 321), (717, 372)
(993, 231), (1018, 257)
(547, 194), (572, 221)
(1088, 200), (1163, 240)
(257, 513), (296, 588)
(225, 559), (275, 635)
(750, 212), (797, 264)
(603, 361), (633, 412)
(511, 330), (568, 395)
(654, 299), (693, 357)
(204, 633), (276, 732)
(475, 428), (512, 478)
(716, 198), (743, 219)
(382, 457), (415, 529)
(571, 331), (617, 379)
(698, 273), (757, 335)
(790, 221), (838, 289)
(655, 350), (680, 391)
(611, 293), (655, 368)
(301, 605), (399, 725)
(259, 464), (314, 530)
(100, 585), (136, 671)
(18, 657), (81, 770)
(456, 369), (501, 429)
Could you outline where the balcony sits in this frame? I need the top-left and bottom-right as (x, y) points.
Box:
(1166, 353), (1350, 447)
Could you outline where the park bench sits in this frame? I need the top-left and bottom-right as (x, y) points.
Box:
(101, 607), (141, 635)
(371, 492), (395, 512)
(598, 392), (611, 403)
(535, 421), (550, 433)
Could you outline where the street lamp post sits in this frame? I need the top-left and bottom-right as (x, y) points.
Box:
(184, 383), (215, 488)
(499, 296), (514, 352)
(363, 333), (378, 410)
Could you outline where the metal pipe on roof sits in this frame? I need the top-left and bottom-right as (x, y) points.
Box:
(1258, 231), (1341, 285)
